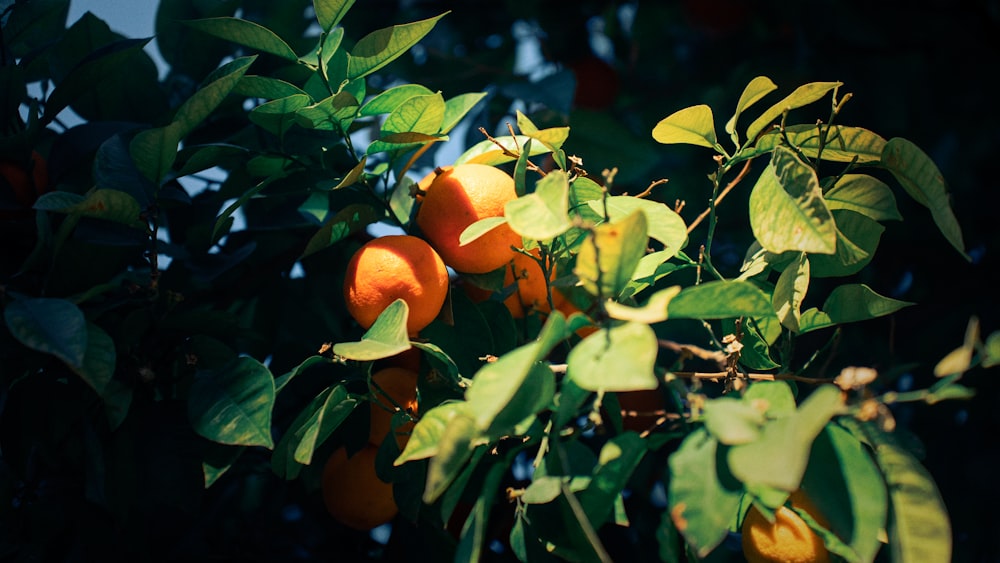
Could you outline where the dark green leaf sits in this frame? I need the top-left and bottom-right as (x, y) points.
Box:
(34, 189), (147, 230)
(313, 0), (355, 32)
(667, 280), (774, 320)
(4, 297), (87, 368)
(184, 17), (298, 61)
(823, 284), (913, 325)
(396, 401), (472, 465)
(234, 75), (307, 100)
(249, 93), (313, 136)
(272, 385), (357, 479)
(188, 356), (276, 448)
(333, 299), (411, 361)
(174, 55), (256, 138)
(772, 253), (809, 332)
(301, 203), (378, 258)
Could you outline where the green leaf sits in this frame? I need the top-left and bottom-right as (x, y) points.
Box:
(34, 189), (147, 229)
(567, 322), (659, 391)
(301, 203), (378, 258)
(347, 12), (448, 79)
(70, 322), (130, 429)
(456, 135), (552, 166)
(881, 137), (968, 260)
(234, 75), (306, 100)
(809, 210), (884, 278)
(702, 398), (767, 445)
(578, 433), (648, 527)
(726, 75), (778, 146)
(772, 253), (809, 332)
(188, 356), (276, 449)
(43, 37), (152, 125)
(516, 110), (570, 151)
(184, 17), (298, 61)
(129, 121), (184, 185)
(983, 330), (1000, 368)
(803, 424), (888, 563)
(441, 92), (488, 134)
(459, 216), (508, 247)
(333, 299), (411, 361)
(504, 169), (572, 240)
(727, 385), (843, 492)
(359, 83), (434, 116)
(313, 0), (355, 32)
(605, 285), (682, 324)
(249, 93), (313, 135)
(666, 280), (774, 320)
(380, 92), (445, 135)
(4, 297), (87, 367)
(423, 412), (477, 503)
(202, 444), (244, 489)
(274, 355), (331, 394)
(295, 91), (360, 131)
(396, 401), (472, 465)
(175, 56), (256, 138)
(465, 341), (553, 438)
(751, 124), (887, 164)
(933, 316), (979, 377)
(746, 81), (842, 143)
(749, 146), (837, 255)
(213, 179), (270, 242)
(667, 429), (744, 558)
(652, 104), (721, 151)
(272, 385), (357, 479)
(871, 436), (952, 563)
(824, 174), (902, 222)
(588, 195), (688, 253)
(823, 284), (913, 325)
(743, 381), (796, 417)
(574, 209), (648, 298)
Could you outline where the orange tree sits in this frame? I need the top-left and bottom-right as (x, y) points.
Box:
(0, 1), (996, 561)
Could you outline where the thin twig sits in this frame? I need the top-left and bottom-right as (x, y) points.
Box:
(686, 157), (754, 234)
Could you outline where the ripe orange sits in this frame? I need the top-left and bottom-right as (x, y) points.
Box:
(369, 366), (419, 449)
(415, 164), (522, 274)
(343, 235), (449, 336)
(742, 491), (830, 563)
(321, 444), (398, 530)
(0, 150), (49, 219)
(503, 249), (556, 319)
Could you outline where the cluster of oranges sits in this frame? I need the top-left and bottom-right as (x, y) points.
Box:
(327, 163), (599, 531)
(320, 358), (420, 531)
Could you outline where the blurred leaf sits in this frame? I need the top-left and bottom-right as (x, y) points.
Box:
(666, 280), (774, 320)
(505, 169), (571, 240)
(574, 209), (648, 297)
(567, 322), (658, 391)
(728, 385), (843, 492)
(727, 76), (778, 146)
(751, 125), (886, 164)
(983, 331), (1000, 368)
(423, 411), (477, 503)
(4, 297), (87, 368)
(347, 12), (448, 79)
(313, 0), (355, 32)
(333, 299), (411, 361)
(465, 341), (552, 438)
(43, 37), (152, 125)
(652, 104), (720, 151)
(802, 424), (888, 563)
(749, 146), (836, 255)
(605, 285), (681, 323)
(746, 81), (842, 143)
(129, 122), (184, 185)
(203, 444), (244, 488)
(824, 174), (901, 222)
(772, 253), (809, 332)
(302, 203), (378, 258)
(522, 475), (590, 504)
(213, 179), (269, 242)
(933, 316), (979, 377)
(3, 0), (70, 59)
(577, 432), (647, 527)
(184, 17), (298, 60)
(743, 381), (797, 417)
(588, 195), (688, 253)
(881, 137), (968, 260)
(188, 356), (276, 449)
(272, 385), (357, 479)
(870, 435), (952, 563)
(94, 134), (156, 208)
(459, 216), (508, 247)
(360, 83), (433, 116)
(702, 398), (766, 445)
(667, 429), (743, 558)
(822, 284), (913, 326)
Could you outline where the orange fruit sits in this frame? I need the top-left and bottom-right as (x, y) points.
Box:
(343, 235), (449, 336)
(415, 164), (522, 274)
(503, 249), (556, 319)
(369, 366), (419, 449)
(0, 150), (49, 219)
(321, 444), (398, 530)
(742, 491), (830, 563)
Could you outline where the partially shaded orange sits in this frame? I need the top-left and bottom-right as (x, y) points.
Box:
(368, 366), (419, 449)
(321, 444), (398, 530)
